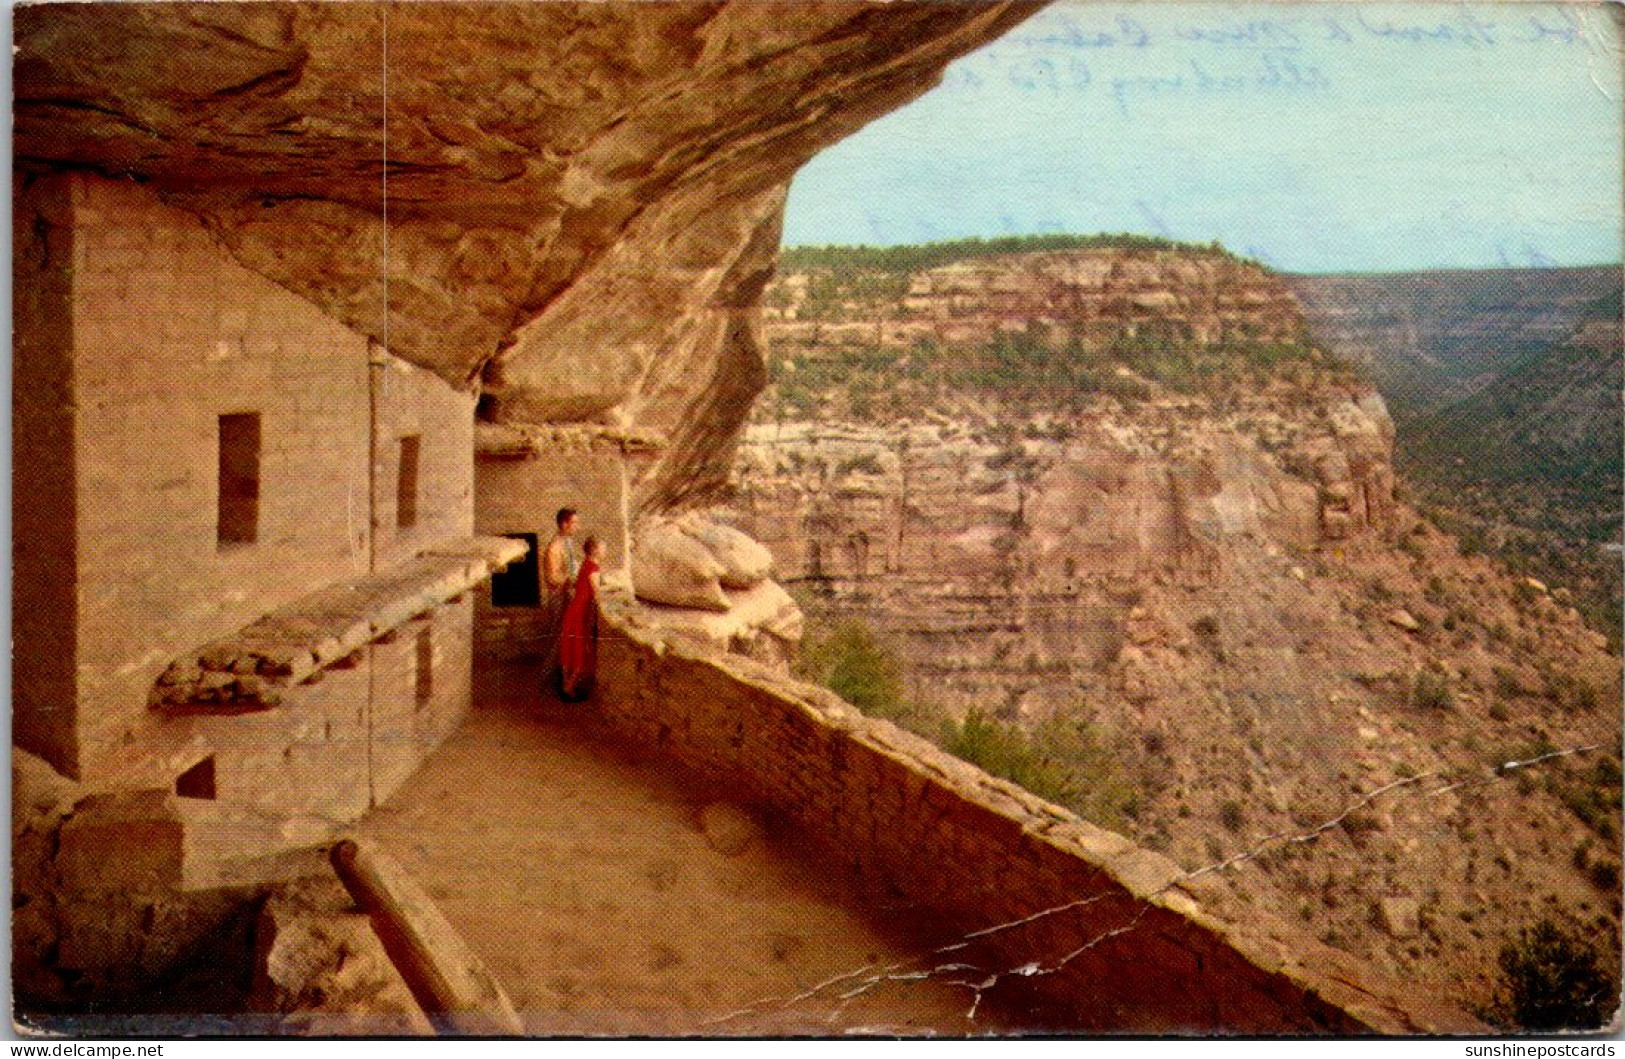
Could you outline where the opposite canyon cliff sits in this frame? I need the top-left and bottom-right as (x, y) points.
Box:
(1292, 270), (1625, 649)
(13, 0), (1044, 515)
(724, 240), (1622, 1015)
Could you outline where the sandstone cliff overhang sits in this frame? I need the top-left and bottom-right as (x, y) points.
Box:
(151, 537), (527, 713)
(15, 1), (1048, 512)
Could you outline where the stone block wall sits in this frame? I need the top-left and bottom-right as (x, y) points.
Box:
(592, 583), (1477, 1034)
(13, 177), (81, 772)
(183, 596), (477, 823)
(54, 173), (372, 782)
(367, 601), (475, 806)
(191, 662), (373, 822)
(14, 173), (481, 819)
(372, 355), (476, 570)
(14, 750), (328, 1009)
(191, 603), (477, 823)
(174, 601), (476, 825)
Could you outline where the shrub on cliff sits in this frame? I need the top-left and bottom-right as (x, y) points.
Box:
(941, 710), (1148, 831)
(801, 619), (906, 723)
(1108, 332), (1333, 395)
(1542, 668), (1601, 713)
(1409, 669), (1455, 712)
(1489, 918), (1620, 1030)
(1545, 754), (1622, 843)
(948, 325), (1080, 393)
(943, 709), (1076, 808)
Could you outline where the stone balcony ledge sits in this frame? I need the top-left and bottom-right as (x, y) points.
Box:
(151, 536), (528, 715)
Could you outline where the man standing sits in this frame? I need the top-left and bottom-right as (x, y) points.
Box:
(541, 507), (580, 688)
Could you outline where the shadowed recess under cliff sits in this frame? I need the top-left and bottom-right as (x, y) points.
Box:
(13, 0), (1048, 515)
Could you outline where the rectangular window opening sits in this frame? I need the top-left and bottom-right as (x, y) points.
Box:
(218, 413), (260, 546)
(176, 756), (217, 800)
(489, 533), (541, 607)
(414, 625), (434, 709)
(397, 435), (421, 530)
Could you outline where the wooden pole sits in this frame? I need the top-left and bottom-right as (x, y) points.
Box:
(331, 837), (524, 1036)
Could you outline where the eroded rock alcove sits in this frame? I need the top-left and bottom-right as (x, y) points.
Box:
(13, 1), (1499, 1035)
(16, 0), (1044, 514)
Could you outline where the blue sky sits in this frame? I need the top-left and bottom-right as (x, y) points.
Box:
(782, 2), (1623, 273)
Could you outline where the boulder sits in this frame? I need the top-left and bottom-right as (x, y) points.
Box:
(14, 748), (85, 822)
(1321, 481), (1354, 506)
(632, 521), (731, 612)
(1314, 451), (1352, 486)
(678, 515), (774, 589)
(1379, 896), (1421, 939)
(253, 879), (433, 1036)
(1321, 509), (1354, 540)
(1386, 609), (1421, 633)
(635, 580), (804, 669)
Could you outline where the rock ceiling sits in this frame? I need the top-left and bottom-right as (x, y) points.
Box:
(15, 1), (1045, 509)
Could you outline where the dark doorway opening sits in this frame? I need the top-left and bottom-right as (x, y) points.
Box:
(176, 756), (217, 800)
(490, 533), (540, 607)
(397, 435), (421, 529)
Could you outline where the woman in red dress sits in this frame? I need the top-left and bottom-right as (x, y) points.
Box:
(557, 536), (604, 702)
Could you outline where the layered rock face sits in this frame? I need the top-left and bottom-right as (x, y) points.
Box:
(730, 390), (1397, 711)
(14, 0), (1043, 514)
(1286, 266), (1623, 423)
(741, 247), (1398, 680)
(732, 242), (1410, 744)
(773, 248), (1304, 351)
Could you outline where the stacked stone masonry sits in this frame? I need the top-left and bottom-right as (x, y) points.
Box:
(15, 748), (334, 1007)
(593, 582), (1481, 1035)
(12, 173), (498, 821)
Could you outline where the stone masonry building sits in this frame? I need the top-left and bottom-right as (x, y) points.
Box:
(14, 173), (522, 822)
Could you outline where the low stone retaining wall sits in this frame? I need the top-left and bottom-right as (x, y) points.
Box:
(13, 751), (325, 1012)
(14, 751), (467, 1036)
(594, 582), (1479, 1034)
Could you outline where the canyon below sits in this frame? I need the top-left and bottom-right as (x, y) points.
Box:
(723, 241), (1622, 1016)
